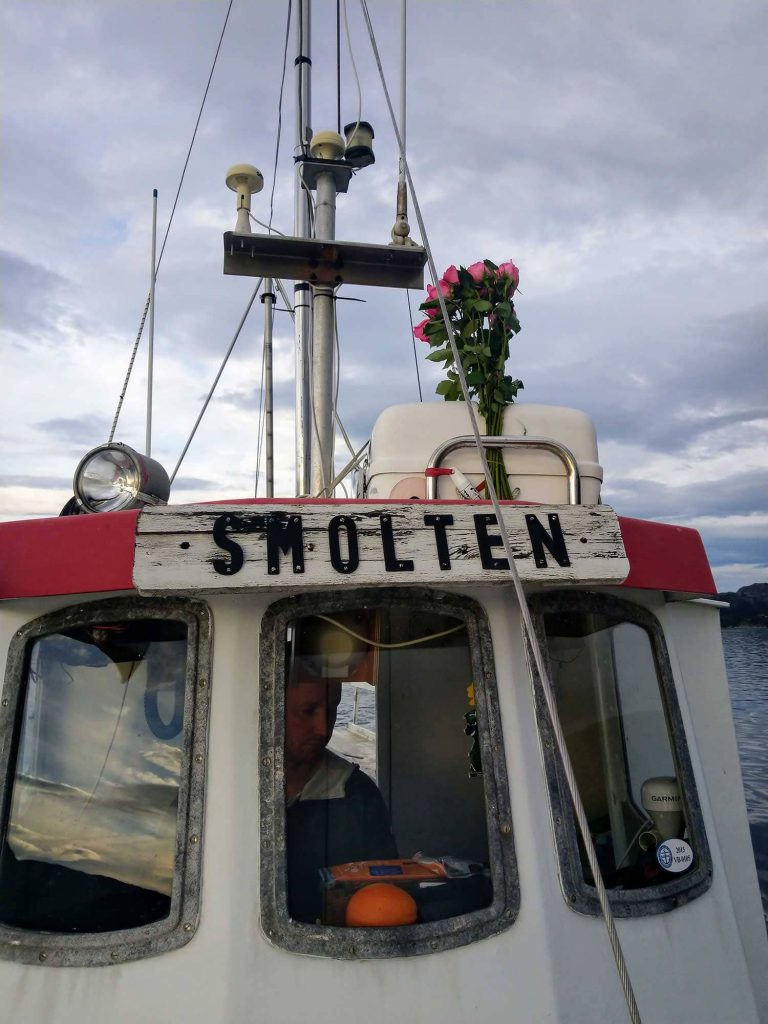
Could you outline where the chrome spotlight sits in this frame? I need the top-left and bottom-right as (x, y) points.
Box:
(73, 443), (171, 513)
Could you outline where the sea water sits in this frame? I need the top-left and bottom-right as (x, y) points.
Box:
(723, 627), (768, 920)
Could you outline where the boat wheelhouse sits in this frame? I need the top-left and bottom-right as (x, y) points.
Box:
(0, 401), (765, 1021)
(1, 3), (765, 1020)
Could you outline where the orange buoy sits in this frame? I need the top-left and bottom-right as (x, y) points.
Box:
(345, 883), (418, 927)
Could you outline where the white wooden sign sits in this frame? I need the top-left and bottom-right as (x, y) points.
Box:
(134, 502), (628, 594)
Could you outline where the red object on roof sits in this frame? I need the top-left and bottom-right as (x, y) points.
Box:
(617, 515), (716, 595)
(0, 510), (138, 600)
(0, 503), (716, 601)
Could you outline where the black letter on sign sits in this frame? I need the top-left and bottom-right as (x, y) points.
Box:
(380, 513), (414, 572)
(526, 513), (571, 568)
(213, 513), (249, 576)
(474, 514), (510, 570)
(266, 513), (305, 575)
(328, 515), (360, 574)
(424, 514), (454, 570)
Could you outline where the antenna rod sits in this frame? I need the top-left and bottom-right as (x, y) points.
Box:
(399, 0), (406, 180)
(294, 0), (313, 495)
(146, 188), (158, 456)
(390, 3), (413, 246)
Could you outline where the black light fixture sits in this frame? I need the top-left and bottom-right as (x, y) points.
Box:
(72, 443), (171, 513)
(343, 121), (375, 168)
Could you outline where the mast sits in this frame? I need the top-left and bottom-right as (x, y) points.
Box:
(293, 0), (312, 496)
(310, 169), (337, 495)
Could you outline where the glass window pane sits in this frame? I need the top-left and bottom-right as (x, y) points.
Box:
(0, 619), (188, 933)
(284, 606), (493, 927)
(542, 607), (692, 890)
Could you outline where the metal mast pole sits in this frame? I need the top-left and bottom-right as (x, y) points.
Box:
(294, 0), (312, 495)
(262, 279), (275, 497)
(310, 173), (337, 495)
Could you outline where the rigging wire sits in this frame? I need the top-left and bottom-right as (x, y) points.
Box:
(170, 280), (264, 484)
(358, 2), (642, 1021)
(108, 0), (234, 443)
(336, 0), (342, 134)
(405, 290), (423, 401)
(268, 0), (293, 235)
(342, 0), (363, 139)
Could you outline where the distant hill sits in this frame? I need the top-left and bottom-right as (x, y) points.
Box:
(716, 582), (768, 628)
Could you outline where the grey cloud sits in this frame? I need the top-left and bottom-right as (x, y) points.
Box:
(0, 251), (68, 339)
(35, 415), (111, 446)
(171, 476), (219, 491)
(0, 474), (72, 490)
(603, 469), (768, 522)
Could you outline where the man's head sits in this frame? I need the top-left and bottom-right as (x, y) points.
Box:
(285, 675), (342, 772)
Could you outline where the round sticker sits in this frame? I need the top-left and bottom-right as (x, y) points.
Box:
(656, 838), (693, 873)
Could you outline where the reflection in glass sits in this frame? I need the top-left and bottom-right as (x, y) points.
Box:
(284, 606), (493, 927)
(0, 620), (187, 932)
(543, 608), (691, 889)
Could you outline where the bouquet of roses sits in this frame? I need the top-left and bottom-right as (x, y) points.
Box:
(413, 259), (523, 500)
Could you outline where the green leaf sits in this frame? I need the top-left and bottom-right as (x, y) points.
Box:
(474, 299), (492, 312)
(484, 259), (499, 272)
(426, 348), (452, 362)
(466, 370), (485, 386)
(435, 380), (453, 396)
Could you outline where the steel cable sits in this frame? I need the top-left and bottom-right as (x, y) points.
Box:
(359, 2), (641, 1020)
(108, 0), (234, 443)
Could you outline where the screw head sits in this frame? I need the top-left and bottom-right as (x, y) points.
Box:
(262, 756), (271, 767)
(1, 699), (8, 707)
(190, 834), (200, 845)
(194, 754), (203, 764)
(501, 823), (512, 836)
(38, 952), (47, 962)
(183, 922), (193, 933)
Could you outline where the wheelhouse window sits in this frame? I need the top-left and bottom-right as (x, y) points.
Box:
(260, 590), (518, 958)
(0, 598), (211, 966)
(530, 592), (711, 916)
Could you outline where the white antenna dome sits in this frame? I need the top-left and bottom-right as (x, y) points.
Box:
(225, 164), (264, 233)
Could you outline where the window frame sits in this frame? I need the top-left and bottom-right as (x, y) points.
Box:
(528, 590), (712, 917)
(0, 596), (212, 966)
(259, 586), (519, 958)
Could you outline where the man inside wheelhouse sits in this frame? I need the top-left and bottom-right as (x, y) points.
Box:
(283, 605), (495, 929)
(285, 614), (397, 924)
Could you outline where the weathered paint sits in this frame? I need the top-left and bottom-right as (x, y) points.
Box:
(0, 501), (717, 602)
(133, 502), (629, 593)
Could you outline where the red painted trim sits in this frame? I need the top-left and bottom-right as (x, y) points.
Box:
(617, 516), (716, 596)
(0, 503), (716, 601)
(0, 511), (138, 600)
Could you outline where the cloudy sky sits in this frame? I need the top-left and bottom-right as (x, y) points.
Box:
(1, 0), (766, 592)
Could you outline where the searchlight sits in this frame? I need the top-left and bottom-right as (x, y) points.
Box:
(73, 443), (170, 514)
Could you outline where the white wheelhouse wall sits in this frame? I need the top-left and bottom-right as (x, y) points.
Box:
(0, 586), (764, 1024)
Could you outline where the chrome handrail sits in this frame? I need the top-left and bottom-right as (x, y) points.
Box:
(425, 435), (582, 504)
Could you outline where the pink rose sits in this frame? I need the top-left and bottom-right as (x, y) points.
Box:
(413, 319), (430, 342)
(441, 264), (459, 286)
(427, 280), (452, 301)
(467, 261), (486, 283)
(497, 261), (520, 289)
